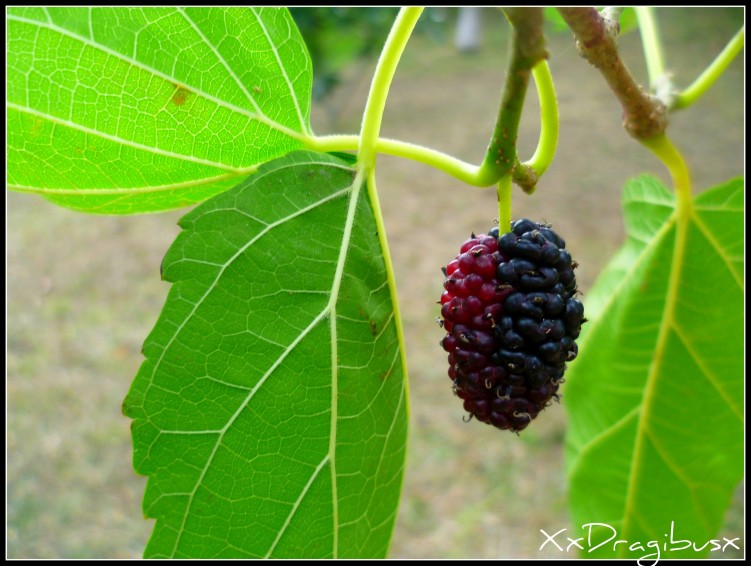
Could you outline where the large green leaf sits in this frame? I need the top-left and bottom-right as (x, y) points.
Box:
(6, 7), (312, 214)
(564, 176), (744, 558)
(122, 150), (408, 558)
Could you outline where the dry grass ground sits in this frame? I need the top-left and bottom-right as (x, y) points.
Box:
(7, 8), (744, 559)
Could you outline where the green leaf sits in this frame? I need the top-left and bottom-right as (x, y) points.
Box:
(564, 176), (744, 558)
(123, 150), (408, 558)
(6, 7), (312, 214)
(544, 7), (637, 34)
(542, 8), (570, 33)
(617, 8), (639, 34)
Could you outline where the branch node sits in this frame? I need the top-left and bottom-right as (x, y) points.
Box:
(558, 7), (668, 140)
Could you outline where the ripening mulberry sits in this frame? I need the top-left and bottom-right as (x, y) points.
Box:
(439, 219), (585, 433)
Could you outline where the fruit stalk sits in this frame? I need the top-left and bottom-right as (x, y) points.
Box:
(497, 175), (512, 234)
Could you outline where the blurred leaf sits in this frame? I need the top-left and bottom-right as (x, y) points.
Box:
(564, 176), (744, 558)
(290, 8), (400, 100)
(544, 7), (637, 34)
(543, 8), (570, 33)
(618, 8), (639, 34)
(290, 7), (449, 101)
(123, 150), (408, 558)
(7, 7), (312, 214)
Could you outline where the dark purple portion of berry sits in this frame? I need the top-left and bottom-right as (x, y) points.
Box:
(511, 219), (538, 236)
(439, 219), (584, 433)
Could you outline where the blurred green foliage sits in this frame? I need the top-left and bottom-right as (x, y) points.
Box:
(290, 7), (451, 100)
(291, 7), (647, 102)
(543, 7), (638, 34)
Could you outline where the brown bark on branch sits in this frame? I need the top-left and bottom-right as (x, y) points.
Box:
(557, 7), (668, 140)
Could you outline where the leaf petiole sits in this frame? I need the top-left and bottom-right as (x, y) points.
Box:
(672, 26), (744, 110)
(634, 7), (667, 93)
(639, 134), (692, 217)
(358, 7), (424, 171)
(309, 134), (489, 186)
(308, 58), (557, 190)
(513, 59), (558, 192)
(309, 9), (557, 193)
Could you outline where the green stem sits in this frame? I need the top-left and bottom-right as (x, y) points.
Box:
(477, 7), (546, 185)
(365, 168), (411, 412)
(512, 59), (558, 192)
(308, 134), (488, 186)
(497, 175), (512, 233)
(635, 7), (674, 106)
(310, 56), (558, 193)
(358, 7), (423, 170)
(524, 61), (558, 177)
(309, 8), (557, 192)
(673, 26), (744, 110)
(640, 134), (692, 216)
(635, 7), (666, 89)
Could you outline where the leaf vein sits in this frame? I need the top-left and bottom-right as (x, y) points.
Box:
(170, 307), (329, 556)
(248, 7), (309, 134)
(643, 427), (714, 534)
(176, 8), (264, 116)
(690, 212), (743, 289)
(670, 323), (743, 421)
(570, 405), (640, 467)
(576, 213), (676, 354)
(6, 171), (248, 196)
(264, 455), (330, 558)
(142, 177), (351, 407)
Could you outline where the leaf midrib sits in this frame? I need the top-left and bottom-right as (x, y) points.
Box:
(621, 197), (709, 549)
(8, 103), (240, 172)
(324, 165), (367, 558)
(248, 7), (310, 136)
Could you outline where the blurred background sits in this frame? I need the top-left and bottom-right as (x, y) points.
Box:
(6, 7), (744, 559)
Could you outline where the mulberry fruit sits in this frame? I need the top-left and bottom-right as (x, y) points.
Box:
(439, 219), (584, 432)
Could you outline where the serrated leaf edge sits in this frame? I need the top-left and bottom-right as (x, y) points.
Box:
(135, 158), (356, 556)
